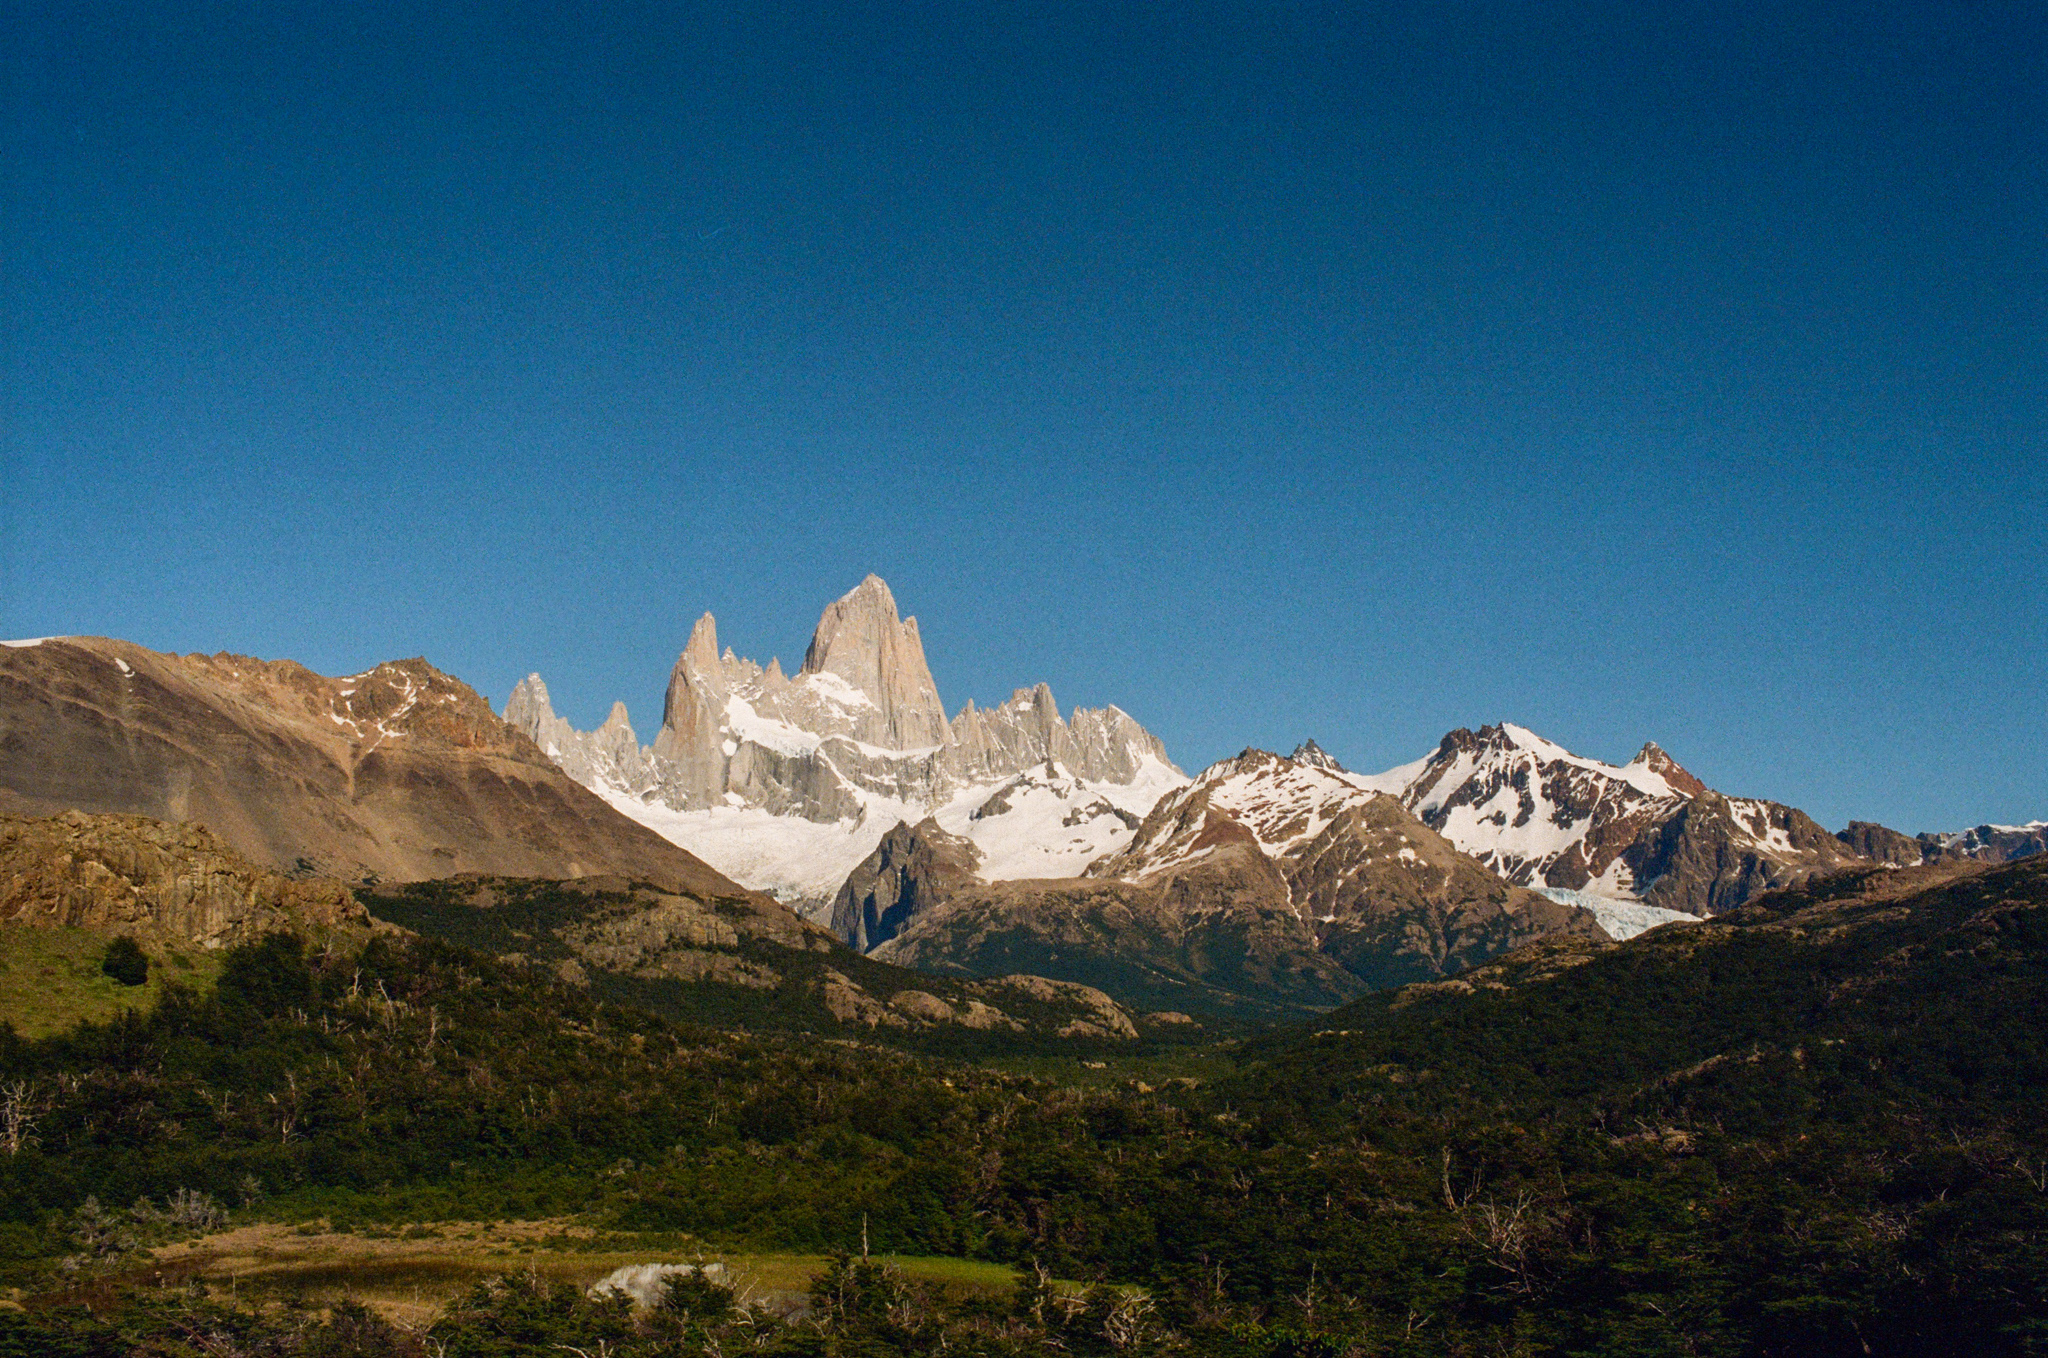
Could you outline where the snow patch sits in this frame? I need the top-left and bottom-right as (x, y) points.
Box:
(724, 696), (824, 757)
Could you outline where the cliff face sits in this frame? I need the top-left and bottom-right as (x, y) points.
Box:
(0, 810), (373, 946)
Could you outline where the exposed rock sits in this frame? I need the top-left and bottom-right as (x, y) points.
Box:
(1630, 742), (1708, 798)
(1838, 820), (1929, 866)
(1620, 792), (1864, 917)
(0, 811), (373, 946)
(1918, 821), (2048, 865)
(1289, 740), (1345, 772)
(1834, 819), (2047, 869)
(800, 575), (952, 751)
(829, 818), (983, 951)
(365, 872), (1139, 1041)
(507, 675), (659, 802)
(0, 637), (762, 902)
(1364, 722), (1872, 917)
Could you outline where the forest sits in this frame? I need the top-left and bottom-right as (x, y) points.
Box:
(1, 859), (2044, 1355)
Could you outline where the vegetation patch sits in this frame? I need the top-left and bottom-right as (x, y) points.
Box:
(0, 925), (219, 1038)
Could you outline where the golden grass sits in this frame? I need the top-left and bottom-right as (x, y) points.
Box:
(107, 1219), (1034, 1328)
(0, 926), (221, 1038)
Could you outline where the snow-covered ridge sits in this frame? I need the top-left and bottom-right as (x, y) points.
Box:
(1357, 723), (1692, 899)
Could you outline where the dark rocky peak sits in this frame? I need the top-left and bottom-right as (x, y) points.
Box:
(1215, 748), (1288, 780)
(1289, 739), (1346, 772)
(1838, 820), (1928, 866)
(1434, 727), (1485, 758)
(828, 816), (983, 952)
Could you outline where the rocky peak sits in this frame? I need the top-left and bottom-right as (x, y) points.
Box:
(683, 612), (720, 672)
(1290, 739), (1345, 772)
(505, 673), (555, 730)
(828, 816), (984, 951)
(1838, 820), (1927, 866)
(799, 575), (950, 751)
(1629, 741), (1708, 797)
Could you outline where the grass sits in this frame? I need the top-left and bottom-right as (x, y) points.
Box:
(0, 926), (222, 1038)
(69, 1220), (1044, 1327)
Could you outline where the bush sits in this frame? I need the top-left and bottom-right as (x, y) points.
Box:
(100, 937), (148, 987)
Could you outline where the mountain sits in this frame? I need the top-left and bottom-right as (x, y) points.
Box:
(1357, 722), (1864, 919)
(0, 635), (749, 899)
(829, 747), (1601, 1019)
(1840, 818), (2048, 867)
(506, 575), (1183, 911)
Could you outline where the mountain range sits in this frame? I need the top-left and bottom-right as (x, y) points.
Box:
(2, 574), (2038, 1022)
(0, 633), (1146, 1043)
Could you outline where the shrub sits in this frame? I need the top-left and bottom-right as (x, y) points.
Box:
(100, 937), (148, 987)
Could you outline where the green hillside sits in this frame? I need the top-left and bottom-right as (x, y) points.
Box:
(2, 859), (2043, 1354)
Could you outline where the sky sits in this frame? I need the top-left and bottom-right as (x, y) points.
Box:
(3, 2), (2043, 834)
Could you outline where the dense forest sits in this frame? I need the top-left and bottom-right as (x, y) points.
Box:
(2, 859), (2044, 1355)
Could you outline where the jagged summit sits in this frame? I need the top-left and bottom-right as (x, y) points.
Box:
(1289, 739), (1344, 772)
(504, 575), (1184, 908)
(798, 575), (950, 750)
(1628, 740), (1708, 797)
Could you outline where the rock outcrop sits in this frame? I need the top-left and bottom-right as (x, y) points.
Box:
(829, 817), (983, 952)
(0, 811), (373, 946)
(1837, 820), (1933, 867)
(1618, 791), (1863, 917)
(364, 872), (1142, 1041)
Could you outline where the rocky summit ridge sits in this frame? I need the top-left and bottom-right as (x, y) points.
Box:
(818, 745), (1604, 1019)
(1352, 723), (1867, 919)
(507, 575), (1184, 908)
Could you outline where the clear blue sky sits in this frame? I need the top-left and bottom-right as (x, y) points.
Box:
(4, 3), (2043, 834)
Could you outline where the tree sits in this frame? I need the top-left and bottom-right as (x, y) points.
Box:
(101, 936), (148, 987)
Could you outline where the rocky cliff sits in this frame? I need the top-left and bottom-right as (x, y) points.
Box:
(0, 810), (373, 946)
(829, 817), (984, 952)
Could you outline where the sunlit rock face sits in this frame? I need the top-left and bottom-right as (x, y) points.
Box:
(507, 575), (1183, 913)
